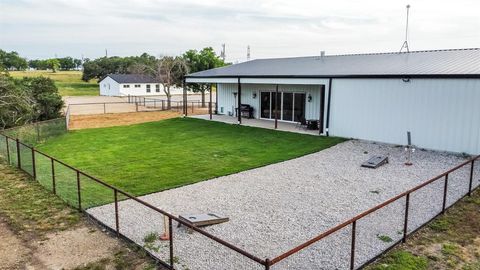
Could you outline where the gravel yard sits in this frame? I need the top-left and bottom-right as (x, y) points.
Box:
(87, 140), (479, 270)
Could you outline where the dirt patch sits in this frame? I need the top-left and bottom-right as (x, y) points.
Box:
(0, 220), (29, 270)
(33, 226), (120, 269)
(69, 111), (182, 130)
(69, 108), (212, 130)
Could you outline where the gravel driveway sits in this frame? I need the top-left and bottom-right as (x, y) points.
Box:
(87, 140), (479, 270)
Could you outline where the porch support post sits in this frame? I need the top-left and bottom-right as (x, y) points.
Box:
(274, 84), (279, 129)
(325, 78), (333, 136)
(209, 84), (213, 120)
(183, 79), (187, 117)
(319, 85), (325, 135)
(215, 83), (218, 114)
(237, 77), (242, 124)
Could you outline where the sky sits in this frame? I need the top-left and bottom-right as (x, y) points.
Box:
(1, 0), (479, 62)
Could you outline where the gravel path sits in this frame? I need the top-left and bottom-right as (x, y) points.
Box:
(87, 140), (479, 270)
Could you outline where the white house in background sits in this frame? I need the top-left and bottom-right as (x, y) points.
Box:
(185, 48), (480, 154)
(99, 74), (183, 96)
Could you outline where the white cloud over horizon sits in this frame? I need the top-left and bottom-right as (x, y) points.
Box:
(1, 0), (479, 62)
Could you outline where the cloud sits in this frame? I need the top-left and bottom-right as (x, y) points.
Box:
(0, 0), (479, 61)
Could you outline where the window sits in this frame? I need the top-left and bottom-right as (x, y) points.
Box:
(123, 85), (130, 88)
(135, 84), (141, 88)
(103, 84), (106, 88)
(146, 84), (151, 93)
(155, 84), (160, 92)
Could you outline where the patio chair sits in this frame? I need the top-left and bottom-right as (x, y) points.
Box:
(296, 117), (307, 129)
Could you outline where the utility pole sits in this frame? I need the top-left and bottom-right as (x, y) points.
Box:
(400, 5), (411, 53)
(105, 49), (108, 58)
(220, 44), (226, 61)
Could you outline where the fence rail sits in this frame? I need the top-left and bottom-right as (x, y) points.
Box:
(0, 130), (266, 269)
(0, 120), (478, 269)
(66, 96), (215, 117)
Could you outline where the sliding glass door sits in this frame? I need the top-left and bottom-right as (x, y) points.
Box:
(260, 91), (305, 122)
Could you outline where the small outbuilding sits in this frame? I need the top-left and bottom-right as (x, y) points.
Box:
(185, 48), (480, 154)
(99, 74), (182, 96)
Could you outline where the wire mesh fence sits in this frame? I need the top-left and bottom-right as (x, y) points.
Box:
(1, 118), (67, 145)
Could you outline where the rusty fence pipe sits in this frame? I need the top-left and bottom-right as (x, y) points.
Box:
(442, 174), (449, 213)
(469, 160), (475, 196)
(265, 258), (270, 270)
(114, 189), (119, 235)
(31, 147), (36, 180)
(403, 193), (410, 243)
(51, 158), (56, 194)
(16, 138), (21, 169)
(5, 136), (10, 164)
(76, 170), (82, 210)
(350, 221), (357, 270)
(169, 217), (174, 269)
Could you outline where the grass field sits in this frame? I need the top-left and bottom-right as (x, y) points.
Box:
(10, 70), (98, 96)
(10, 118), (345, 208)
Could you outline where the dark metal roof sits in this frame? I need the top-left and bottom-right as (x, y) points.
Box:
(187, 48), (480, 78)
(104, 74), (158, 83)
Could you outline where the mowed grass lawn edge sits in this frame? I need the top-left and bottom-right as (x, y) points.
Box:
(36, 118), (346, 207)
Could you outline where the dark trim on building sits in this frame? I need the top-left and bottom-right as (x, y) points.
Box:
(325, 78), (333, 136)
(186, 74), (480, 79)
(237, 77), (241, 124)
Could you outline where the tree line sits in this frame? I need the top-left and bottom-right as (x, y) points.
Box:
(82, 47), (228, 106)
(0, 49), (82, 72)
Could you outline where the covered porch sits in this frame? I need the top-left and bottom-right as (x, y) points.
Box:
(189, 114), (321, 135)
(183, 77), (331, 136)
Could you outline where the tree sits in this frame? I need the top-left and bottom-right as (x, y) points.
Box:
(0, 74), (35, 128)
(81, 53), (157, 81)
(182, 47), (226, 107)
(46, 59), (60, 72)
(153, 56), (189, 109)
(18, 77), (64, 121)
(0, 50), (28, 71)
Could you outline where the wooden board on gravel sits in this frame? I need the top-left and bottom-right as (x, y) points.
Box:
(69, 111), (182, 130)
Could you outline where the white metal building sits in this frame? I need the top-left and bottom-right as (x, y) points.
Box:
(186, 49), (480, 154)
(99, 74), (183, 96)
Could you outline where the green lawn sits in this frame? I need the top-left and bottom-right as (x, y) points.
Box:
(10, 70), (98, 96)
(30, 118), (344, 208)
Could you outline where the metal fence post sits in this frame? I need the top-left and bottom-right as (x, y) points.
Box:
(5, 136), (10, 164)
(442, 174), (449, 213)
(114, 189), (119, 235)
(403, 193), (410, 243)
(76, 170), (82, 210)
(265, 259), (270, 270)
(191, 102), (194, 113)
(468, 160), (475, 196)
(103, 103), (106, 114)
(350, 221), (356, 270)
(51, 158), (56, 194)
(162, 100), (165, 110)
(136, 102), (138, 112)
(31, 147), (36, 180)
(169, 217), (174, 269)
(16, 138), (21, 169)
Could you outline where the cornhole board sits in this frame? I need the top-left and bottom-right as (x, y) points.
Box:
(178, 213), (229, 227)
(361, 156), (389, 169)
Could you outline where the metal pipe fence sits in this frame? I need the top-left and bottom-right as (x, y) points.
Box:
(0, 122), (478, 269)
(67, 97), (214, 116)
(0, 131), (266, 269)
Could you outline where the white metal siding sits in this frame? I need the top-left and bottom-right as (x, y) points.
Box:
(99, 77), (119, 96)
(116, 83), (183, 96)
(217, 83), (327, 121)
(329, 78), (480, 154)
